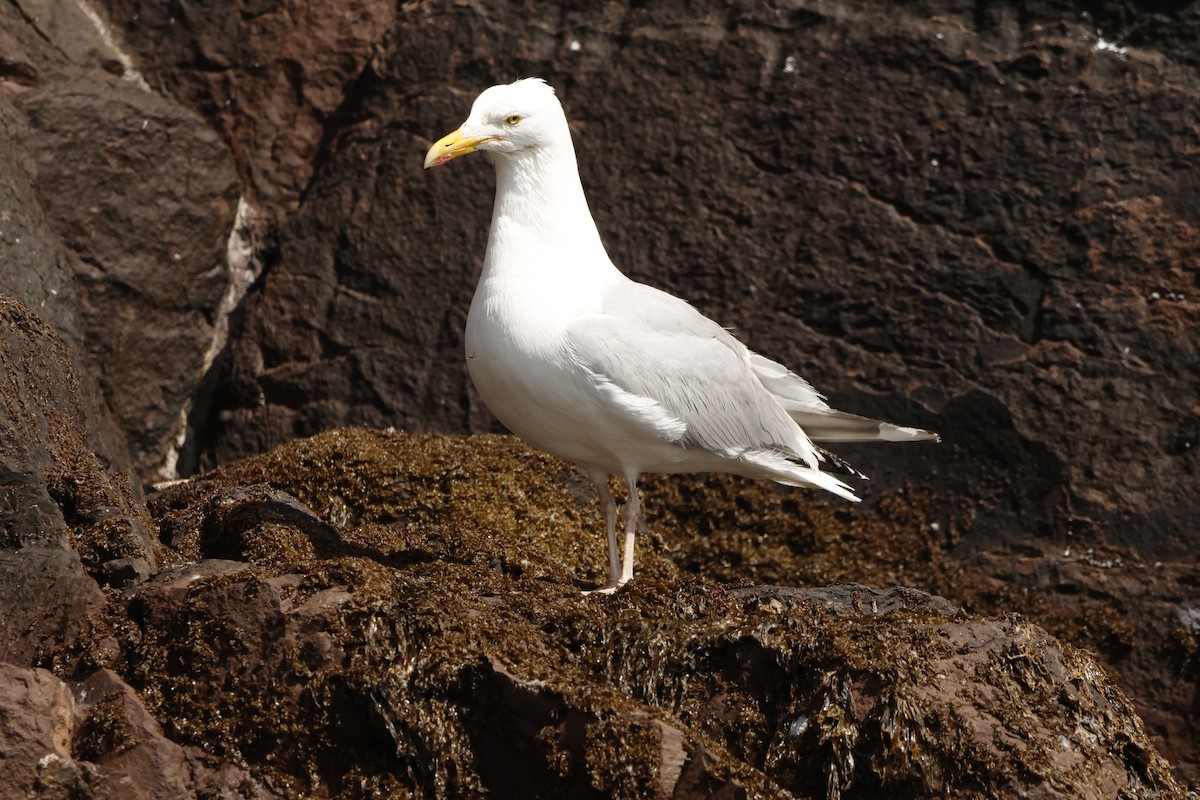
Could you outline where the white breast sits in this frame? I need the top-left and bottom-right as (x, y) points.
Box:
(466, 224), (594, 440)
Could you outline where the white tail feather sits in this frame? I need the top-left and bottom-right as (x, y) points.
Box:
(737, 449), (861, 503)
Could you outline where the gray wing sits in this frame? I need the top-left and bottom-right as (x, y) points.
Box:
(565, 281), (820, 468)
(750, 353), (939, 443)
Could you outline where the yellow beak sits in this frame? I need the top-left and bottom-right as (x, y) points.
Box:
(424, 128), (497, 169)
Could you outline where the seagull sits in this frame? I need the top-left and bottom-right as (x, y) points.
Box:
(425, 78), (937, 593)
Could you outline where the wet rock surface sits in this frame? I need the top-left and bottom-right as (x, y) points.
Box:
(1, 0), (1199, 795)
(120, 428), (1196, 797)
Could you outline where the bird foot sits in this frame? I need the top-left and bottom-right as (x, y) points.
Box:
(582, 575), (631, 596)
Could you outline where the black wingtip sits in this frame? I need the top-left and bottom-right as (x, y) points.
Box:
(816, 446), (869, 480)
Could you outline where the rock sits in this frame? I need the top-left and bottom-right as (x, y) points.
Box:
(93, 0), (1198, 579)
(84, 0), (1197, 778)
(1, 0), (241, 481)
(110, 428), (1184, 798)
(97, 558), (153, 588)
(9, 0), (130, 73)
(95, 0), (396, 218)
(1, 0), (1198, 793)
(0, 295), (154, 666)
(18, 75), (239, 479)
(734, 584), (963, 619)
(478, 658), (747, 798)
(0, 546), (105, 669)
(964, 547), (1200, 794)
(71, 669), (193, 798)
(0, 295), (157, 567)
(0, 665), (78, 800)
(0, 88), (133, 485)
(0, 420), (1192, 797)
(0, 665), (193, 800)
(150, 481), (345, 565)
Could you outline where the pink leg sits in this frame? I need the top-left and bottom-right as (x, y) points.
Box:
(584, 470), (621, 593)
(616, 473), (641, 589)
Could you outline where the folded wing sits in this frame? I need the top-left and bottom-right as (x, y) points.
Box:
(565, 282), (860, 501)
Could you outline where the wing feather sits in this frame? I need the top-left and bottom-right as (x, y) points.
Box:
(566, 282), (821, 470)
(750, 353), (939, 443)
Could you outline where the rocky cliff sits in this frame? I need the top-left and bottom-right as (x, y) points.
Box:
(0, 0), (1197, 796)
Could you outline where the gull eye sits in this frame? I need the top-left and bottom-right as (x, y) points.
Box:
(505, 114), (523, 126)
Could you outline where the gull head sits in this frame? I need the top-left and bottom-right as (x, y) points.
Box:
(424, 78), (569, 169)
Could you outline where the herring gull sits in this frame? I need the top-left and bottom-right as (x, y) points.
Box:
(425, 78), (937, 593)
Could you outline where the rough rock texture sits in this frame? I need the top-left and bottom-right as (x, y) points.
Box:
(0, 297), (156, 563)
(0, 664), (193, 800)
(0, 0), (240, 480)
(92, 0), (1200, 568)
(2, 0), (1199, 795)
(0, 68), (132, 483)
(0, 665), (80, 800)
(0, 388), (1194, 798)
(87, 0), (396, 220)
(72, 0), (1200, 780)
(0, 297), (156, 667)
(20, 76), (239, 478)
(1, 284), (1181, 796)
(122, 428), (1188, 798)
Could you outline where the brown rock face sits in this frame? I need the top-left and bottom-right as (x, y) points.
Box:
(92, 0), (1198, 565)
(0, 296), (154, 664)
(19, 76), (239, 478)
(2, 0), (1199, 794)
(0, 665), (193, 800)
(79, 2), (1200, 773)
(93, 0), (396, 218)
(0, 76), (131, 483)
(122, 428), (1186, 799)
(0, 665), (78, 800)
(0, 382), (1193, 798)
(0, 0), (240, 480)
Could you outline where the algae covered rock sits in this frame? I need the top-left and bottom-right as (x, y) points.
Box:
(110, 427), (1185, 799)
(0, 295), (156, 669)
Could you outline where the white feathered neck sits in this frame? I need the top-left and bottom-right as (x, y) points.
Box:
(485, 111), (610, 268)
